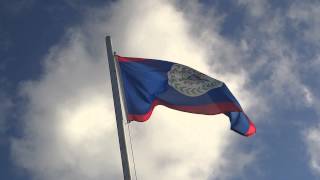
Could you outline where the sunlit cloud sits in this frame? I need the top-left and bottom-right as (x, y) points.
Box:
(11, 0), (259, 179)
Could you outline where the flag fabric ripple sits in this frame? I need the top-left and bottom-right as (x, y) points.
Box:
(116, 55), (256, 137)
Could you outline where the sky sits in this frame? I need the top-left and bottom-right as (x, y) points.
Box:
(0, 0), (320, 179)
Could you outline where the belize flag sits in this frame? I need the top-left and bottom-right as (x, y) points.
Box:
(116, 55), (256, 137)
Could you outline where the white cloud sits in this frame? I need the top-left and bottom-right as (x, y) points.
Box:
(11, 0), (258, 180)
(237, 0), (269, 17)
(211, 149), (257, 180)
(305, 126), (320, 175)
(288, 1), (320, 45)
(286, 1), (320, 175)
(230, 0), (317, 112)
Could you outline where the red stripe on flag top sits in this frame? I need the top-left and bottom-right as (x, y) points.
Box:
(115, 55), (146, 62)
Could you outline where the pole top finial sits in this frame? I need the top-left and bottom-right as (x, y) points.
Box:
(105, 35), (111, 40)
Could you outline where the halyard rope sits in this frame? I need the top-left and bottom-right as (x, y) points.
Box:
(127, 122), (138, 180)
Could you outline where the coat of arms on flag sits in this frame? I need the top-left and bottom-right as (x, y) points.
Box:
(168, 64), (223, 97)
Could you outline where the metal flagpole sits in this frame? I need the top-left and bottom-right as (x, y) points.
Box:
(105, 36), (131, 180)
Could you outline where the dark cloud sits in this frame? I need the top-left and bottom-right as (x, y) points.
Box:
(0, 0), (35, 15)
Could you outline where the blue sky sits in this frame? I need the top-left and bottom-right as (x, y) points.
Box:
(1, 0), (320, 180)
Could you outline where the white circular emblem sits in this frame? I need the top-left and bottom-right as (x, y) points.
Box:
(167, 64), (223, 97)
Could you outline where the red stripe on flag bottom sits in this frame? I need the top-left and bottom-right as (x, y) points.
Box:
(245, 119), (256, 137)
(127, 99), (242, 122)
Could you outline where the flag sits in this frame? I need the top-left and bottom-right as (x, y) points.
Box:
(116, 55), (256, 137)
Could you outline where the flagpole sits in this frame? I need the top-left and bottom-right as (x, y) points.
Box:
(105, 36), (131, 180)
